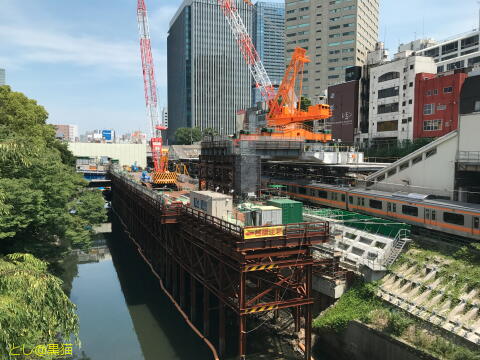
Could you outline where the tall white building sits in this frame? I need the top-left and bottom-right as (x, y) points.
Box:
(285, 0), (379, 101)
(367, 52), (437, 142)
(0, 69), (5, 86)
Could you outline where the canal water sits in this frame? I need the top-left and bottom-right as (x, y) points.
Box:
(64, 220), (307, 360)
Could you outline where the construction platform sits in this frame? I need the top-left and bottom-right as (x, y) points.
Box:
(109, 169), (330, 359)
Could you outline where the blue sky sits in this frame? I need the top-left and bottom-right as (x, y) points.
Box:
(1, 0), (479, 135)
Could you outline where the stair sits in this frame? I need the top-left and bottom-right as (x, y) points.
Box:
(384, 235), (409, 267)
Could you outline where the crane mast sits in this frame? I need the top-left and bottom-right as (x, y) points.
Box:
(217, 0), (276, 101)
(218, 1), (331, 142)
(137, 0), (166, 173)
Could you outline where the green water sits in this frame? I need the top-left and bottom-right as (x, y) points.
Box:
(66, 221), (309, 360)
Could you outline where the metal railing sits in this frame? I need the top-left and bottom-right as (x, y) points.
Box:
(457, 151), (480, 163)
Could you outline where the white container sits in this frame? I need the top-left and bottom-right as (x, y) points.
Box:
(189, 191), (233, 218)
(253, 205), (282, 226)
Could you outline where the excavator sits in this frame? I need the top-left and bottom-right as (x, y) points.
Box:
(220, 0), (332, 142)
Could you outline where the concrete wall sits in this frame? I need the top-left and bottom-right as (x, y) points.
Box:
(458, 113), (480, 152)
(68, 143), (147, 168)
(367, 131), (458, 197)
(314, 321), (436, 360)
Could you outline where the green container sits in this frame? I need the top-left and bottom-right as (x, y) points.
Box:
(267, 198), (303, 224)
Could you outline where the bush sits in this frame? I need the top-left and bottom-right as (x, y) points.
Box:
(385, 311), (414, 336)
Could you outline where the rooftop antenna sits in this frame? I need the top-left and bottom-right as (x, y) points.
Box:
(478, 1), (480, 30)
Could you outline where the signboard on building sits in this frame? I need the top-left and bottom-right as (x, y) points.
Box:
(244, 226), (284, 239)
(102, 130), (113, 142)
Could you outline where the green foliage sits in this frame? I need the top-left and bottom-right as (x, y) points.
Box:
(313, 281), (381, 332)
(0, 85), (107, 261)
(385, 310), (414, 336)
(202, 127), (219, 137)
(394, 247), (480, 301)
(300, 96), (311, 111)
(0, 253), (79, 358)
(360, 138), (435, 161)
(174, 127), (202, 145)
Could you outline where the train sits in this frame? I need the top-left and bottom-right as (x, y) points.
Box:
(268, 180), (480, 242)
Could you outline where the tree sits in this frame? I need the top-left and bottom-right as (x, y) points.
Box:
(202, 127), (219, 137)
(174, 127), (202, 145)
(0, 253), (79, 358)
(300, 96), (312, 111)
(0, 86), (107, 260)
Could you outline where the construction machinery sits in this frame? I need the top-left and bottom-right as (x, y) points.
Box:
(218, 0), (332, 142)
(137, 0), (177, 187)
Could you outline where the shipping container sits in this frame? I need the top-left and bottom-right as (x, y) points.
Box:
(189, 191), (233, 218)
(252, 205), (282, 226)
(267, 199), (303, 224)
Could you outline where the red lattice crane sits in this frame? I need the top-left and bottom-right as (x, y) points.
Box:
(218, 0), (332, 142)
(137, 0), (176, 185)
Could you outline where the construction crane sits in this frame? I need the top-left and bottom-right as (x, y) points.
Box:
(137, 0), (177, 187)
(217, 0), (332, 142)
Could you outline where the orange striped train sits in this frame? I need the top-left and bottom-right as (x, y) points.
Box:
(272, 181), (480, 242)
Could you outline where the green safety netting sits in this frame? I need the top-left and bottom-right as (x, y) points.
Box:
(304, 208), (411, 239)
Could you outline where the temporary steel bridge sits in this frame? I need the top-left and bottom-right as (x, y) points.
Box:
(110, 170), (330, 359)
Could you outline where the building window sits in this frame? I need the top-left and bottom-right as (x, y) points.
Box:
(402, 205), (418, 217)
(443, 212), (464, 226)
(474, 101), (480, 112)
(378, 72), (400, 82)
(378, 87), (399, 99)
(433, 89), (438, 95)
(468, 56), (480, 67)
(447, 61), (464, 71)
(426, 90), (432, 96)
(443, 87), (453, 94)
(461, 35), (479, 49)
(378, 103), (399, 114)
(369, 199), (383, 209)
(424, 103), (435, 115)
(423, 119), (442, 131)
(442, 41), (458, 55)
(377, 120), (398, 132)
(437, 104), (447, 111)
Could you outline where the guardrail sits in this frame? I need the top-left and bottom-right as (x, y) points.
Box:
(457, 151), (480, 162)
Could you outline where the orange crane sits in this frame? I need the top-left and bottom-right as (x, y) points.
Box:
(219, 0), (332, 142)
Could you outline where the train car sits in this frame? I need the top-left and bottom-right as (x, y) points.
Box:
(270, 180), (480, 242)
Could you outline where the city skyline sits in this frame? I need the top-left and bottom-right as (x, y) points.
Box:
(1, 0), (479, 134)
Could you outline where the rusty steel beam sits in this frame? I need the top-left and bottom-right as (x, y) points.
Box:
(110, 171), (329, 360)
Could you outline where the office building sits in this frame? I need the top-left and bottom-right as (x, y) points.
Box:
(368, 52), (437, 142)
(253, 2), (285, 105)
(167, 0), (253, 143)
(284, 0), (379, 102)
(416, 30), (480, 73)
(413, 71), (467, 139)
(54, 125), (79, 142)
(327, 67), (361, 144)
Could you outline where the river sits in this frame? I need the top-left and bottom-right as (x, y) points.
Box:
(64, 220), (306, 360)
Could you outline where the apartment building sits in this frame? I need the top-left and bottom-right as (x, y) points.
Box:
(284, 0), (379, 102)
(368, 52), (437, 142)
(413, 71), (467, 139)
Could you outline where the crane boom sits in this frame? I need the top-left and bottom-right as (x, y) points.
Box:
(137, 0), (167, 173)
(217, 0), (276, 101)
